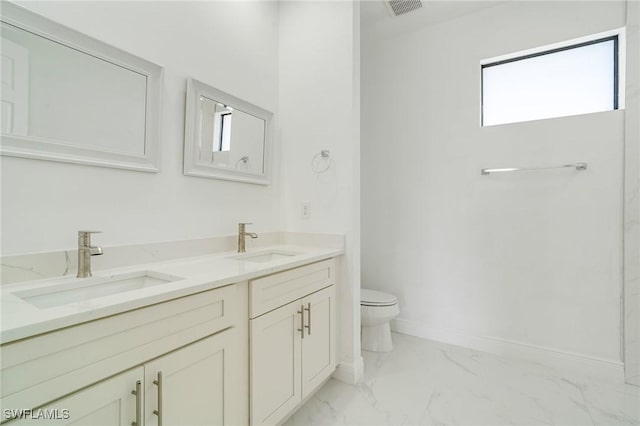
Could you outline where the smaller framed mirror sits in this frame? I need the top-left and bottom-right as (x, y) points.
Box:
(183, 78), (273, 185)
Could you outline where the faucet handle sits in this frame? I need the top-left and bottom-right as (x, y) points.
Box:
(238, 223), (253, 232)
(78, 230), (102, 245)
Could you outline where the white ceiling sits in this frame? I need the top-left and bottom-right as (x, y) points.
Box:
(361, 0), (506, 41)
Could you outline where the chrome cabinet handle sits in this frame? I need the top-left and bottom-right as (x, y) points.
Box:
(131, 380), (141, 426)
(304, 303), (311, 336)
(481, 162), (587, 175)
(297, 305), (305, 339)
(153, 371), (163, 426)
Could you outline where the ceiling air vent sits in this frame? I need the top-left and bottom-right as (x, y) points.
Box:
(386, 0), (423, 16)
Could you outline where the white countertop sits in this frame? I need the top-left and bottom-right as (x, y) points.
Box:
(0, 245), (343, 344)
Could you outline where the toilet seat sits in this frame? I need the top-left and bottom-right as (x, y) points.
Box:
(361, 289), (397, 307)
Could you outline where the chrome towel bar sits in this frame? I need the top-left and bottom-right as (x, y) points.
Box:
(481, 162), (587, 175)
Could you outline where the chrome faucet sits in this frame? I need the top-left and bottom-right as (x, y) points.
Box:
(77, 230), (103, 278)
(237, 223), (258, 253)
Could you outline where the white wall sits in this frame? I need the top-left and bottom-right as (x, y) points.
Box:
(1, 1), (280, 255)
(362, 1), (626, 367)
(624, 0), (640, 386)
(1, 0), (363, 383)
(278, 0), (362, 382)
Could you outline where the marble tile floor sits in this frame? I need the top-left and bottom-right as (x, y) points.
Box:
(284, 333), (640, 426)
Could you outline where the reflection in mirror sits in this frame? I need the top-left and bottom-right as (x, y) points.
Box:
(197, 96), (266, 175)
(1, 22), (146, 154)
(0, 3), (163, 172)
(184, 78), (272, 185)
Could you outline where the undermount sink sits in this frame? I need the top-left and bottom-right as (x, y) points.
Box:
(13, 270), (184, 309)
(229, 250), (301, 263)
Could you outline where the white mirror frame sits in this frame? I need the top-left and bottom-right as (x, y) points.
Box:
(184, 78), (273, 185)
(0, 3), (163, 172)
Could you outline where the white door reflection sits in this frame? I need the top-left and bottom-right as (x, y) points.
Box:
(1, 37), (29, 135)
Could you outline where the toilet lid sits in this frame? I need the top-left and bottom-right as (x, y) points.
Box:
(361, 289), (397, 306)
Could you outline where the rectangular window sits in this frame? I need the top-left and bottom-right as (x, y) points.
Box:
(481, 33), (622, 127)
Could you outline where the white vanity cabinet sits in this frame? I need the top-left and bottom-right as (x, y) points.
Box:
(1, 283), (248, 426)
(249, 259), (336, 426)
(144, 330), (235, 426)
(10, 330), (237, 426)
(300, 286), (335, 399)
(0, 253), (340, 426)
(11, 367), (144, 425)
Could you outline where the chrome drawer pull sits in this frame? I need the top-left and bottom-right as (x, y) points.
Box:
(304, 303), (311, 336)
(153, 371), (163, 426)
(297, 305), (305, 339)
(131, 380), (142, 426)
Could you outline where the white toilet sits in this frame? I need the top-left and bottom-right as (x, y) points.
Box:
(360, 288), (400, 352)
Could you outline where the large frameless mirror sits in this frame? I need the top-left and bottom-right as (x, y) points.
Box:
(0, 3), (163, 172)
(183, 78), (272, 185)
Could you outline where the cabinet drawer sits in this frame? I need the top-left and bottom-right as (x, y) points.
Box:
(8, 367), (144, 425)
(1, 284), (238, 414)
(249, 259), (335, 319)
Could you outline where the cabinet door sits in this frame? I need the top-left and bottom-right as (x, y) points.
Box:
(144, 329), (234, 426)
(250, 300), (302, 425)
(10, 367), (143, 425)
(301, 285), (335, 399)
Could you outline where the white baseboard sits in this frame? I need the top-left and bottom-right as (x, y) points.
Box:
(392, 318), (625, 383)
(332, 356), (364, 384)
